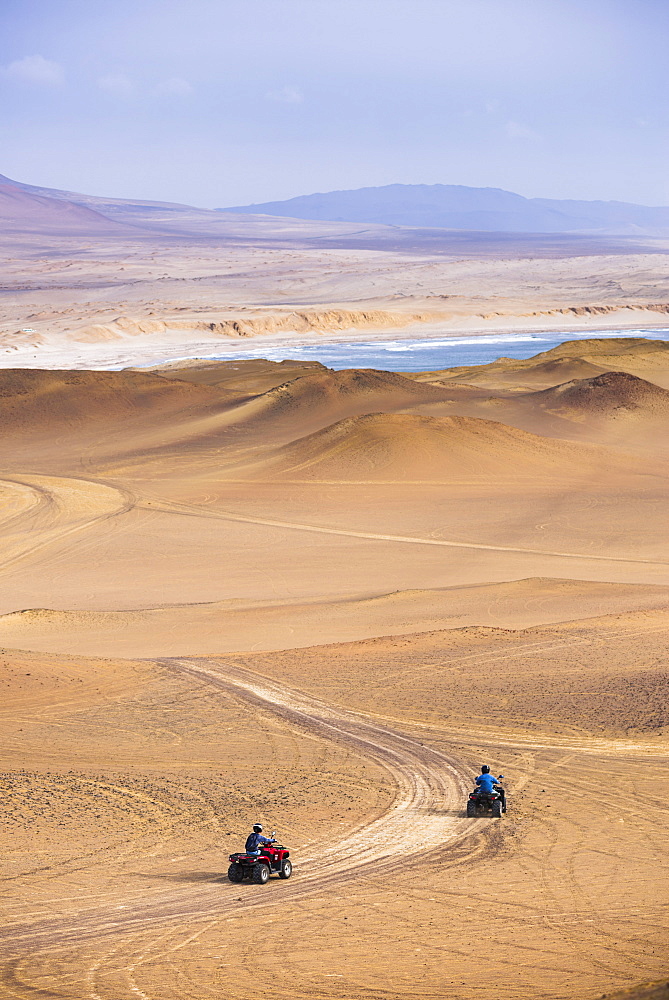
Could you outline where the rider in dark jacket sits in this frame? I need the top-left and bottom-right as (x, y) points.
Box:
(245, 823), (274, 854)
(475, 765), (506, 812)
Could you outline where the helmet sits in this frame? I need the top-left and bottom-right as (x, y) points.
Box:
(481, 764), (490, 774)
(253, 823), (263, 832)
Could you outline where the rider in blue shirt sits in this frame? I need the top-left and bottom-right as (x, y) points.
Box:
(245, 823), (274, 855)
(475, 765), (506, 812)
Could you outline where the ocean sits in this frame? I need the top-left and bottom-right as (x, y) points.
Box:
(184, 327), (669, 373)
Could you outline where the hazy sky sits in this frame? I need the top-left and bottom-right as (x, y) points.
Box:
(1, 0), (667, 208)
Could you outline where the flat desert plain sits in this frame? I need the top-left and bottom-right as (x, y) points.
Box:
(1, 330), (669, 1000)
(1, 200), (669, 999)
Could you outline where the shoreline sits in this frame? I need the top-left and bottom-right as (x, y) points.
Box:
(3, 307), (669, 370)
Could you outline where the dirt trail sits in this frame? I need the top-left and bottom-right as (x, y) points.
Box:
(168, 659), (472, 871)
(2, 640), (667, 999)
(140, 494), (669, 568)
(0, 474), (134, 573)
(0, 659), (473, 958)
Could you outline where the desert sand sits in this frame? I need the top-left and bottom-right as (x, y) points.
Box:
(1, 321), (669, 999)
(1, 182), (669, 998)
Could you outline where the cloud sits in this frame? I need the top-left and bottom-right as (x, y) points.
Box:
(505, 120), (538, 139)
(3, 54), (64, 86)
(265, 85), (304, 104)
(154, 77), (194, 97)
(97, 73), (134, 98)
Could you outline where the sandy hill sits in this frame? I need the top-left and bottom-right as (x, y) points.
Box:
(522, 337), (669, 386)
(0, 181), (132, 235)
(0, 369), (229, 428)
(89, 367), (460, 464)
(401, 370), (669, 456)
(0, 365), (461, 469)
(508, 356), (612, 383)
(228, 367), (453, 443)
(509, 371), (669, 456)
(2, 578), (668, 658)
(0, 368), (240, 468)
(446, 356), (611, 390)
(517, 337), (669, 386)
(143, 357), (330, 394)
(231, 411), (639, 482)
(530, 371), (669, 419)
(413, 356), (614, 392)
(531, 336), (669, 363)
(417, 337), (669, 391)
(239, 606), (669, 736)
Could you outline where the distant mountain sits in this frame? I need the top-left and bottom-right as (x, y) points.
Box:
(0, 173), (390, 240)
(0, 181), (131, 235)
(0, 173), (207, 222)
(4, 171), (667, 243)
(218, 183), (669, 236)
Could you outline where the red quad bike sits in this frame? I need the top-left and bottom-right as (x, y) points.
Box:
(228, 832), (292, 885)
(466, 775), (505, 819)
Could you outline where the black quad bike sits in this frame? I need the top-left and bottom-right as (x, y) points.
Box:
(466, 775), (505, 818)
(228, 832), (292, 885)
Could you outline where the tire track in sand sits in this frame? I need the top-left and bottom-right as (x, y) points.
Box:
(0, 659), (475, 956)
(138, 495), (669, 568)
(0, 474), (135, 575)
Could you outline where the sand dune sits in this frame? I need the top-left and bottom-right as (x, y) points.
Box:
(1, 577), (668, 657)
(231, 410), (655, 482)
(402, 357), (669, 456)
(4, 366), (457, 468)
(530, 369), (669, 418)
(0, 368), (240, 467)
(421, 355), (613, 390)
(2, 336), (668, 1000)
(215, 367), (453, 444)
(431, 336), (669, 390)
(3, 350), (668, 623)
(0, 368), (225, 425)
(532, 335), (669, 365)
(239, 606), (669, 738)
(143, 356), (330, 393)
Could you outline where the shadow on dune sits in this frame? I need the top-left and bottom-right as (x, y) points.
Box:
(138, 870), (227, 883)
(422, 805), (468, 818)
(603, 982), (669, 1000)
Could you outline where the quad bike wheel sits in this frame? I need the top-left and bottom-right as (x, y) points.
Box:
(227, 863), (244, 883)
(492, 799), (503, 818)
(279, 859), (292, 879)
(466, 801), (477, 818)
(252, 863), (270, 884)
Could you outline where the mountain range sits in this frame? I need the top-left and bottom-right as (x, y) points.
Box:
(0, 172), (387, 240)
(219, 183), (669, 236)
(2, 171), (669, 239)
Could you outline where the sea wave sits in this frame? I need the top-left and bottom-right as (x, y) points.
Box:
(128, 327), (669, 373)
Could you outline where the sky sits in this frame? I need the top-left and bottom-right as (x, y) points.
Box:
(1, 0), (668, 208)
